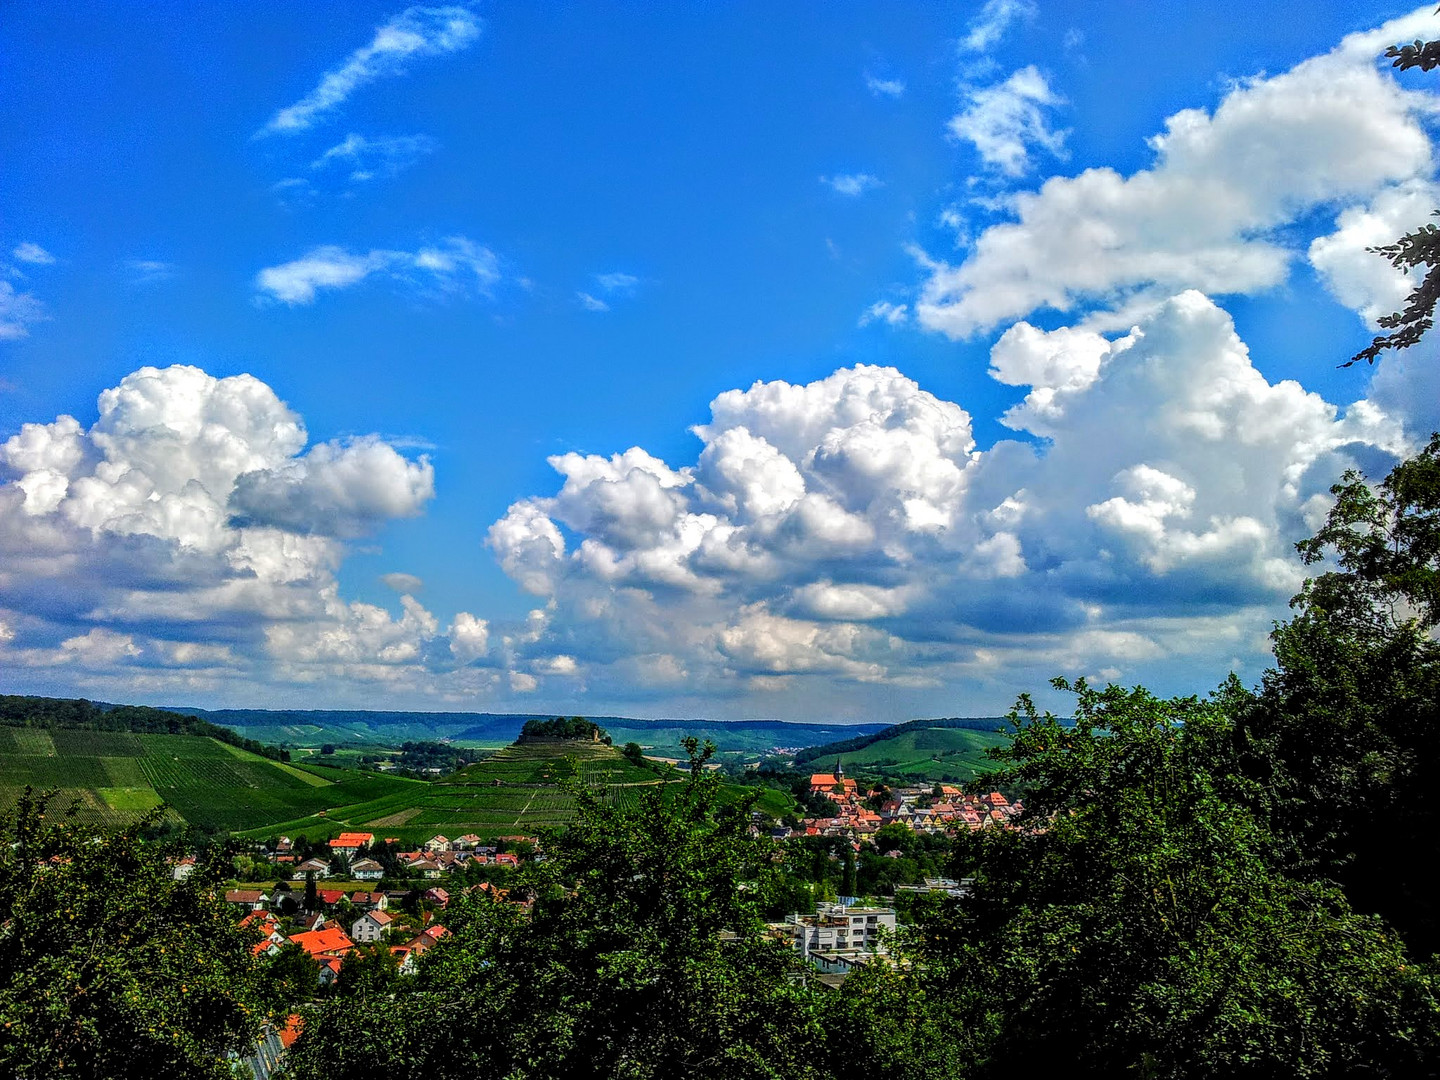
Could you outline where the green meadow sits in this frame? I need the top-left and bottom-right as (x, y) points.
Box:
(0, 726), (420, 832)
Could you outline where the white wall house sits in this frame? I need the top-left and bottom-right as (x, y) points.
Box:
(351, 910), (395, 944)
(787, 902), (897, 958)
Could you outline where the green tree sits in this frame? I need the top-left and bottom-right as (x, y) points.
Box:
(622, 740), (646, 767)
(286, 739), (830, 1079)
(909, 682), (1437, 1079)
(1240, 434), (1440, 954)
(262, 942), (318, 1006)
(0, 790), (267, 1079)
(304, 870), (318, 914)
(873, 822), (912, 855)
(337, 944), (398, 999)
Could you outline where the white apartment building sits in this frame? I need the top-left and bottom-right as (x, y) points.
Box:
(786, 902), (897, 959)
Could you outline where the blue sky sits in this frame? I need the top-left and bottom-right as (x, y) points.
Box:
(2, 1), (1438, 720)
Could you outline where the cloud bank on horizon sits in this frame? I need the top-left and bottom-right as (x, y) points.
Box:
(2, 5), (1440, 718)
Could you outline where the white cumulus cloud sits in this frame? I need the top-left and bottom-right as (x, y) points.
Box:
(1309, 178), (1439, 329)
(917, 8), (1440, 338)
(949, 66), (1068, 177)
(479, 291), (1413, 712)
(0, 364), (484, 704)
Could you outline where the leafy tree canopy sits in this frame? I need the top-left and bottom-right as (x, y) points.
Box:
(519, 715), (611, 742)
(904, 681), (1438, 1079)
(286, 740), (828, 1079)
(0, 791), (267, 1079)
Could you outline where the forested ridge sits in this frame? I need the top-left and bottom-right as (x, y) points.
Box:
(0, 694), (292, 762)
(793, 716), (1012, 766)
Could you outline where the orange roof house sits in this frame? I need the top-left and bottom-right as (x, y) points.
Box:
(328, 831), (374, 850)
(288, 926), (355, 958)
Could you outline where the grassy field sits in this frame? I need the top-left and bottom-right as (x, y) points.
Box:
(235, 740), (796, 844)
(825, 725), (1009, 783)
(1, 726), (799, 841)
(0, 728), (422, 832)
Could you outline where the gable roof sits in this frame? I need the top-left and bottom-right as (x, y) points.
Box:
(288, 926), (355, 957)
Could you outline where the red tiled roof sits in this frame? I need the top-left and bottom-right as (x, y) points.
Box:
(289, 927), (355, 957)
(279, 1015), (303, 1049)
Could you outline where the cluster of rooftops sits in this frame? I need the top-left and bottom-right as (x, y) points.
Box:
(792, 762), (1024, 839)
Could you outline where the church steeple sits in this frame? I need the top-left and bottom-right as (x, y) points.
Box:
(835, 756), (843, 780)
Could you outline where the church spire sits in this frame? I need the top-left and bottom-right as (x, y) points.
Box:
(835, 756), (843, 779)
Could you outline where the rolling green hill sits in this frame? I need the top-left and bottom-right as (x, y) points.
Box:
(0, 725), (421, 833)
(236, 738), (795, 844)
(0, 695), (800, 840)
(799, 718), (1012, 784)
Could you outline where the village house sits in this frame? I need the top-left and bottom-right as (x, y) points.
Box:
(327, 831), (374, 852)
(288, 925), (355, 959)
(350, 890), (387, 911)
(315, 955), (343, 988)
(293, 857), (330, 879)
(239, 911), (287, 958)
(169, 854), (198, 881)
(423, 834), (451, 854)
(392, 925), (448, 975)
(351, 909), (395, 944)
(350, 858), (384, 881)
(224, 888), (269, 911)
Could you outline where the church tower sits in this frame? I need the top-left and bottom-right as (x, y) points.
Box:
(835, 756), (843, 780)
